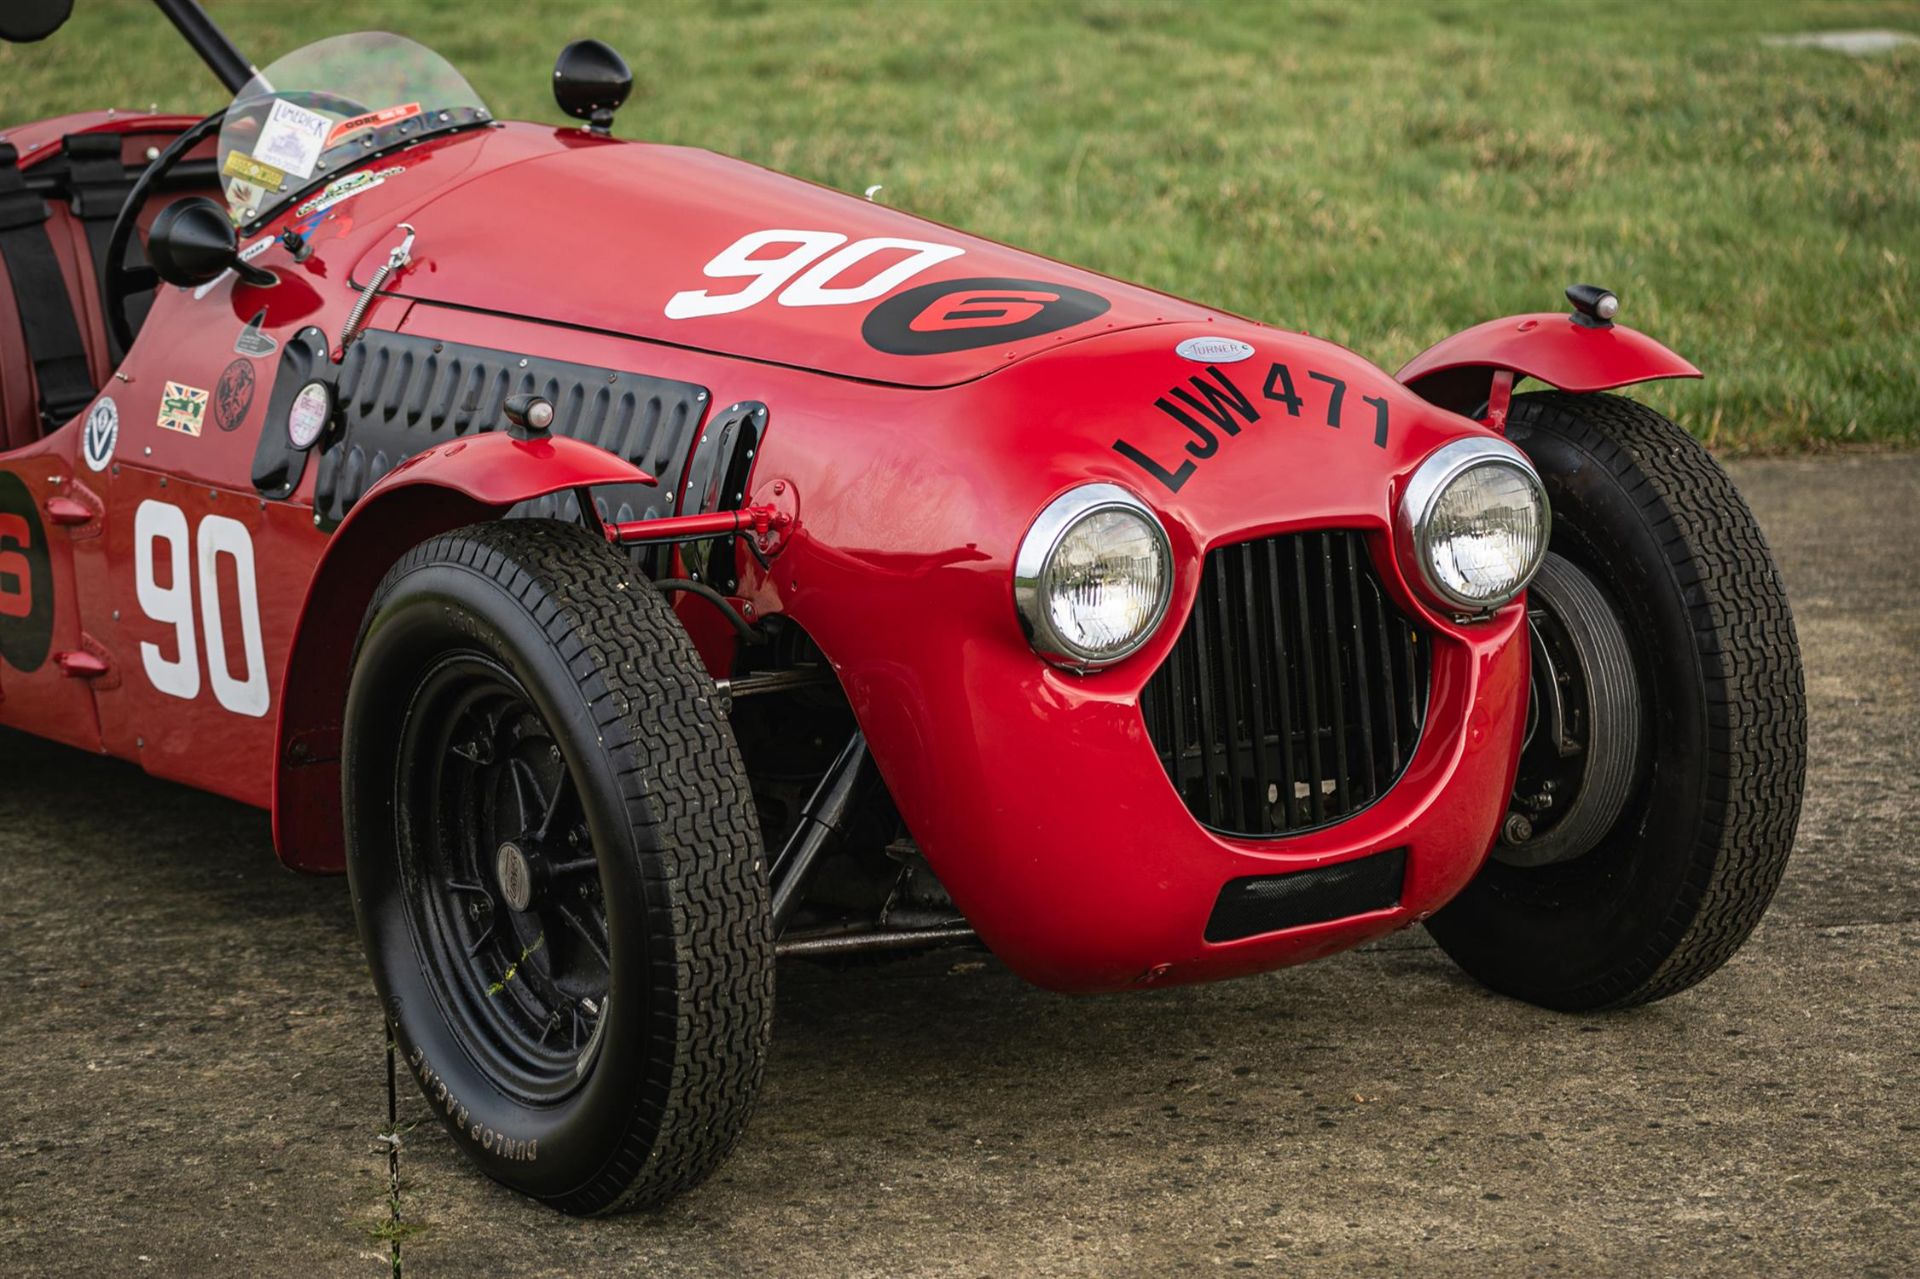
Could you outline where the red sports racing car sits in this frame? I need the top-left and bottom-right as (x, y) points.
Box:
(0, 1), (1806, 1213)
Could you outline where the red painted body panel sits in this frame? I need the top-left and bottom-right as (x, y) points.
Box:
(1396, 312), (1702, 395)
(363, 127), (1223, 388)
(0, 101), (1574, 991)
(2, 111), (206, 172)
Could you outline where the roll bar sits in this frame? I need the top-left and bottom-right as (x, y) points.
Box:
(152, 0), (255, 93)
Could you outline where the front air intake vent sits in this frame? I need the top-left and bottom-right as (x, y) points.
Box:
(1205, 847), (1408, 942)
(1140, 530), (1429, 838)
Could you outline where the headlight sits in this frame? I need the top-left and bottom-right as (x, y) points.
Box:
(1014, 483), (1172, 670)
(1396, 437), (1549, 614)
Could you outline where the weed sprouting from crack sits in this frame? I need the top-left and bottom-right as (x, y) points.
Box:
(369, 1020), (424, 1277)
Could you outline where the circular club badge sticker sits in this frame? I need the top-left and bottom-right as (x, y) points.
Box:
(82, 397), (118, 471)
(287, 381), (332, 450)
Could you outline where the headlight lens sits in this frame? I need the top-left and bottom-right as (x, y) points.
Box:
(1014, 484), (1172, 669)
(1398, 437), (1549, 613)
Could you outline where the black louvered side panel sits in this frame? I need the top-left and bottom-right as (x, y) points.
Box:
(1141, 530), (1429, 838)
(293, 332), (707, 530)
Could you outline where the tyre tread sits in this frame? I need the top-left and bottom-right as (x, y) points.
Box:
(1509, 392), (1807, 1008)
(370, 521), (771, 1213)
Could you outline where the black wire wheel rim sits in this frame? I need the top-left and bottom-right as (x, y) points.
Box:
(396, 651), (615, 1104)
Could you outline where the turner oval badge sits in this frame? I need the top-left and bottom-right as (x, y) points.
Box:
(1175, 337), (1256, 364)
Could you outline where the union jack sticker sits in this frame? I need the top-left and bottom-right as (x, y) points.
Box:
(157, 382), (208, 437)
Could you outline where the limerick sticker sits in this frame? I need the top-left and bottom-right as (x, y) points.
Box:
(292, 166), (404, 218)
(82, 397), (118, 471)
(213, 360), (256, 432)
(325, 102), (422, 147)
(253, 98), (331, 180)
(1175, 337), (1255, 364)
(221, 150), (286, 189)
(234, 310), (278, 358)
(157, 382), (209, 437)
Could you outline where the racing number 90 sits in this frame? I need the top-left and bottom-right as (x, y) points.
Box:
(665, 230), (964, 319)
(135, 500), (269, 718)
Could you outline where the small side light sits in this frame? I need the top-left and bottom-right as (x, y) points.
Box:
(1565, 283), (1619, 328)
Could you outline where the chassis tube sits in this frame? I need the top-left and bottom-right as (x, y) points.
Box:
(768, 732), (869, 930)
(151, 0), (255, 93)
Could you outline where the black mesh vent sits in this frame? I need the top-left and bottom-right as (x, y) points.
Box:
(1205, 847), (1407, 943)
(1140, 530), (1429, 838)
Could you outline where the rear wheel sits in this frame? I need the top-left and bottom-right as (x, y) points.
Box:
(1427, 392), (1806, 1010)
(344, 521), (770, 1213)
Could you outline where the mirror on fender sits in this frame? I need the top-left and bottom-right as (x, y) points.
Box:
(553, 39), (632, 136)
(148, 197), (275, 289)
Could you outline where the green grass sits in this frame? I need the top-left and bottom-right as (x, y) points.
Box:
(3, 0), (1916, 451)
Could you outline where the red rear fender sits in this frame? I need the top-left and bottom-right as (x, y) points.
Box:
(272, 433), (653, 872)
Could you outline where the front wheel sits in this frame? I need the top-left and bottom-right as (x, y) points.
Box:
(344, 521), (771, 1213)
(1427, 392), (1807, 1011)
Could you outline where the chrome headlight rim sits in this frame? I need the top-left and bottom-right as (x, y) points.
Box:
(1014, 482), (1174, 671)
(1396, 436), (1551, 614)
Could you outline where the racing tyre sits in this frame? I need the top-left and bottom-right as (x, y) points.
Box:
(1426, 392), (1806, 1010)
(343, 521), (771, 1213)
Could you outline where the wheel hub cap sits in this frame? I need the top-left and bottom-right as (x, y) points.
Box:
(496, 840), (536, 912)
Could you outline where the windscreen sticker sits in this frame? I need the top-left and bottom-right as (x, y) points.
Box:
(225, 176), (266, 224)
(292, 166), (404, 218)
(325, 102), (422, 147)
(157, 382), (209, 437)
(253, 98), (332, 180)
(83, 397), (118, 471)
(222, 150), (286, 190)
(0, 470), (53, 674)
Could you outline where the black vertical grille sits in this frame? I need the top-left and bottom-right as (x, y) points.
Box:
(1141, 530), (1429, 837)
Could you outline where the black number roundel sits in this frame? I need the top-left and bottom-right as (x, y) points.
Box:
(0, 470), (54, 673)
(863, 277), (1110, 356)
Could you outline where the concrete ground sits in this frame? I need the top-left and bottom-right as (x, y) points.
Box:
(2, 455), (1915, 1277)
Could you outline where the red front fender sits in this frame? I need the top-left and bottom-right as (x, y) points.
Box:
(1396, 312), (1700, 416)
(272, 433), (655, 872)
